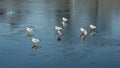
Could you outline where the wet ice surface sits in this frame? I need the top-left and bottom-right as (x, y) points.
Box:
(0, 0), (120, 68)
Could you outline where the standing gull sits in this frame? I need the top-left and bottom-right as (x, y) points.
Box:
(80, 27), (87, 40)
(62, 17), (68, 22)
(32, 37), (40, 45)
(55, 26), (63, 31)
(90, 24), (96, 36)
(26, 27), (33, 34)
(26, 27), (33, 39)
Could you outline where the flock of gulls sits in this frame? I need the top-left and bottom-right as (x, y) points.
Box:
(55, 17), (68, 41)
(25, 17), (96, 50)
(80, 24), (96, 40)
(26, 27), (40, 50)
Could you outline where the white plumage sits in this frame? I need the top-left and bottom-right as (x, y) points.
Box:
(55, 26), (63, 31)
(80, 28), (85, 32)
(90, 24), (96, 29)
(26, 27), (33, 33)
(62, 17), (68, 22)
(32, 37), (40, 44)
(80, 27), (87, 35)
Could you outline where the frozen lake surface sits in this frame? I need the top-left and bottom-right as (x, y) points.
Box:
(0, 0), (120, 68)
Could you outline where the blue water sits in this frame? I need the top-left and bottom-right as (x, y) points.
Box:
(0, 0), (120, 68)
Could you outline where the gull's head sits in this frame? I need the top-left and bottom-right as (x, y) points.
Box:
(55, 26), (63, 31)
(26, 27), (33, 33)
(80, 27), (85, 32)
(90, 24), (96, 29)
(32, 37), (40, 44)
(62, 17), (68, 22)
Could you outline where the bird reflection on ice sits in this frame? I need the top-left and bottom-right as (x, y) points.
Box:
(32, 45), (41, 51)
(56, 31), (62, 41)
(26, 33), (33, 39)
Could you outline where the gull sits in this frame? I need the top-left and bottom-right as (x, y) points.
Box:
(55, 26), (63, 31)
(26, 27), (33, 33)
(32, 37), (40, 44)
(90, 24), (96, 35)
(80, 27), (87, 40)
(90, 24), (96, 29)
(62, 17), (68, 22)
(80, 27), (87, 35)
